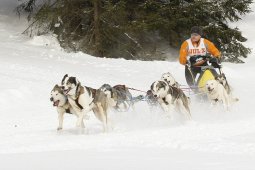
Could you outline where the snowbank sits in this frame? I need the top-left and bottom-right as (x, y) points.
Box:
(26, 34), (62, 50)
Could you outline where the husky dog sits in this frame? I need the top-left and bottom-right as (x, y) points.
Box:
(61, 74), (96, 128)
(205, 79), (238, 111)
(161, 72), (180, 88)
(51, 82), (111, 131)
(50, 84), (78, 130)
(205, 79), (230, 110)
(145, 90), (159, 109)
(99, 84), (144, 112)
(99, 84), (134, 111)
(215, 73), (231, 94)
(150, 81), (191, 120)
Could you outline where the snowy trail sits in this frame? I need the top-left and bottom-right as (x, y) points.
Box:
(1, 4), (255, 170)
(1, 149), (255, 170)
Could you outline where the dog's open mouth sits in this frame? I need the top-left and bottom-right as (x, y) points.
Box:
(207, 88), (214, 93)
(53, 100), (60, 106)
(63, 88), (71, 95)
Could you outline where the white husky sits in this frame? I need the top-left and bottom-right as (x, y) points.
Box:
(205, 79), (238, 111)
(161, 72), (180, 88)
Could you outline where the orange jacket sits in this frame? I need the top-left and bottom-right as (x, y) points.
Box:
(179, 38), (221, 65)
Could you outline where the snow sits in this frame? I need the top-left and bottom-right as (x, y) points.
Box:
(0, 1), (255, 170)
(27, 34), (61, 49)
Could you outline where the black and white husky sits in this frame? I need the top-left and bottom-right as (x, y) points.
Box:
(215, 73), (239, 103)
(61, 74), (112, 131)
(150, 80), (191, 120)
(61, 74), (94, 128)
(215, 73), (231, 94)
(51, 82), (111, 132)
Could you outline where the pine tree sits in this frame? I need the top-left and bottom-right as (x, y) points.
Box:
(16, 0), (252, 62)
(16, 0), (36, 20)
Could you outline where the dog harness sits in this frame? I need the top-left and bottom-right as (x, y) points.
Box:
(74, 83), (84, 110)
(74, 83), (96, 110)
(168, 86), (182, 104)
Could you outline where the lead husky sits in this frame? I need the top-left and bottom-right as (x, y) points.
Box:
(51, 83), (111, 131)
(50, 84), (78, 130)
(150, 80), (191, 120)
(50, 85), (109, 131)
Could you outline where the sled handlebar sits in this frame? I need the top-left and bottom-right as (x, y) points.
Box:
(186, 55), (221, 69)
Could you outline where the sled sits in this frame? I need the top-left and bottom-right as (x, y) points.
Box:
(185, 65), (219, 93)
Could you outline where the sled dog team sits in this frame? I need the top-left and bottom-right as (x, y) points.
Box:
(50, 73), (238, 132)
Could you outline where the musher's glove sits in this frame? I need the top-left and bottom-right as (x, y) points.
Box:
(209, 57), (221, 68)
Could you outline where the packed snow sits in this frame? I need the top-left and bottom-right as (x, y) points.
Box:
(0, 2), (255, 170)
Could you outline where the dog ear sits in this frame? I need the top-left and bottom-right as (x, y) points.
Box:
(68, 77), (77, 86)
(61, 74), (68, 85)
(52, 84), (59, 91)
(75, 77), (79, 86)
(110, 88), (113, 98)
(150, 82), (155, 91)
(147, 90), (152, 95)
(54, 84), (59, 88)
(222, 73), (226, 79)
